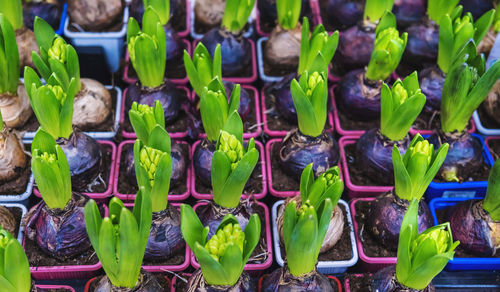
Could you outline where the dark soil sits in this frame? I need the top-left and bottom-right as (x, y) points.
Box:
(262, 40), (296, 77)
(345, 143), (385, 186)
(413, 110), (473, 132)
(477, 104), (500, 130)
(76, 143), (113, 194)
(336, 108), (379, 132)
(195, 163), (263, 196)
(0, 153), (31, 196)
(6, 206), (22, 239)
(117, 143), (188, 196)
(354, 200), (396, 257)
(171, 0), (187, 32)
(127, 45), (187, 80)
(345, 273), (372, 292)
(488, 139), (500, 160)
(87, 274), (170, 292)
(432, 159), (490, 183)
(270, 142), (300, 192)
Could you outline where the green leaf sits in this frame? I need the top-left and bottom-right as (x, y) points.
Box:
(300, 164), (314, 203)
(315, 198), (333, 254)
(180, 204), (208, 249)
(365, 0), (395, 23)
(84, 199), (103, 253)
(483, 160), (500, 220)
(276, 0), (301, 29)
(211, 151), (231, 205)
(98, 218), (118, 282)
(290, 79), (320, 137)
(0, 0), (23, 30)
(222, 111), (243, 142)
(144, 0), (170, 25)
(242, 214), (261, 263)
(147, 126), (171, 153)
(3, 236), (30, 292)
(282, 200), (297, 249)
(193, 243), (229, 285)
(218, 244), (244, 286)
(150, 154), (172, 212)
(117, 209), (141, 287)
(286, 207), (318, 276)
(0, 14), (19, 94)
(393, 145), (413, 200)
(428, 0), (460, 24)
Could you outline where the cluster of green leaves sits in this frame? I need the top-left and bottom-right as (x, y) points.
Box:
(144, 0), (170, 26)
(85, 193), (153, 289)
(0, 14), (19, 95)
(129, 101), (172, 213)
(276, 0), (301, 30)
(484, 160), (500, 221)
(366, 12), (407, 81)
(300, 164), (343, 211)
(0, 228), (31, 292)
(428, 0), (459, 25)
(0, 0), (23, 30)
(364, 0), (395, 23)
(180, 204), (260, 286)
(184, 43), (222, 97)
(441, 41), (500, 133)
(127, 7), (166, 88)
(222, 0), (255, 34)
(396, 199), (459, 290)
(393, 134), (448, 201)
(31, 129), (72, 210)
(380, 72), (426, 141)
(438, 6), (495, 74)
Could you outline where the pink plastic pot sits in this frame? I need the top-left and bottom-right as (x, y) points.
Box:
(193, 85), (262, 139)
(170, 273), (190, 292)
(114, 140), (191, 202)
(409, 119), (476, 135)
(85, 276), (171, 292)
(122, 40), (191, 85)
(192, 39), (258, 84)
(331, 86), (365, 137)
(120, 86), (190, 139)
(33, 141), (116, 200)
(177, 0), (191, 38)
(123, 202), (190, 272)
(339, 136), (393, 198)
(191, 140), (267, 200)
(486, 136), (500, 158)
(36, 285), (76, 291)
(265, 138), (343, 198)
(190, 201), (273, 271)
(261, 87), (335, 137)
(350, 198), (396, 272)
(257, 273), (343, 292)
(25, 205), (108, 280)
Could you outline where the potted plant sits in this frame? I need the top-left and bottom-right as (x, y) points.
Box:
(180, 204), (260, 290)
(351, 134), (449, 269)
(262, 17), (338, 137)
(340, 72), (426, 197)
(428, 159), (500, 270)
(426, 41), (500, 198)
(334, 11), (406, 136)
(346, 199), (459, 291)
(129, 0), (190, 37)
(0, 201), (27, 242)
(272, 164), (358, 274)
(0, 0), (38, 69)
(22, 0), (67, 35)
(256, 0), (312, 37)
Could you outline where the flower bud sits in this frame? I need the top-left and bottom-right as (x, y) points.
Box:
(392, 83), (408, 106)
(48, 37), (67, 63)
(139, 146), (164, 186)
(46, 84), (67, 106)
(410, 140), (433, 166)
(411, 228), (451, 256)
(204, 223), (245, 262)
(306, 72), (323, 97)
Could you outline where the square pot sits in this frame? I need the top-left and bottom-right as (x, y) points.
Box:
(23, 85), (123, 140)
(193, 85), (262, 139)
(0, 142), (34, 202)
(36, 284), (75, 292)
(0, 203), (27, 243)
(258, 273), (342, 292)
(425, 133), (495, 200)
(120, 86), (191, 139)
(114, 140), (191, 202)
(272, 199), (358, 274)
(339, 136), (393, 198)
(191, 140), (266, 200)
(33, 140), (117, 200)
(331, 86), (376, 137)
(85, 275), (171, 292)
(63, 6), (129, 73)
(122, 39), (191, 85)
(473, 110), (500, 136)
(55, 3), (68, 35)
(261, 86), (334, 137)
(429, 197), (500, 271)
(190, 201), (273, 271)
(486, 136), (500, 159)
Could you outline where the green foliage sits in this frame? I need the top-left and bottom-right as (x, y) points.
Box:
(300, 163), (343, 211)
(0, 14), (20, 95)
(0, 228), (31, 292)
(364, 0), (394, 23)
(0, 0), (23, 30)
(184, 43), (222, 97)
(144, 0), (170, 25)
(427, 0), (460, 25)
(484, 160), (500, 221)
(222, 0), (255, 33)
(276, 0), (301, 30)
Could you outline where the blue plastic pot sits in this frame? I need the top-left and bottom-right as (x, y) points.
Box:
(429, 197), (500, 271)
(55, 3), (68, 35)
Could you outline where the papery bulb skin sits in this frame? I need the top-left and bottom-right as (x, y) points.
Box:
(336, 24), (375, 71)
(279, 130), (339, 181)
(325, 0), (363, 30)
(0, 206), (16, 235)
(93, 270), (164, 292)
(370, 265), (436, 292)
(266, 73), (297, 124)
(223, 81), (252, 120)
(459, 0), (494, 19)
(144, 204), (185, 260)
(264, 25), (302, 71)
(197, 200), (254, 239)
(73, 78), (112, 129)
(0, 83), (32, 128)
(262, 267), (335, 292)
(68, 0), (123, 31)
(448, 199), (499, 257)
(58, 130), (103, 191)
(186, 269), (255, 292)
(368, 192), (434, 250)
(15, 27), (38, 70)
(356, 129), (411, 185)
(0, 129), (27, 182)
(193, 139), (216, 187)
(427, 131), (484, 183)
(393, 0), (426, 28)
(23, 1), (61, 31)
(419, 66), (445, 112)
(200, 28), (252, 77)
(24, 193), (93, 260)
(481, 80), (500, 125)
(194, 0), (225, 28)
(337, 69), (383, 121)
(126, 81), (181, 126)
(403, 21), (439, 67)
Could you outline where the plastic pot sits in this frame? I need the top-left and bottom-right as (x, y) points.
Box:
(472, 110), (500, 136)
(85, 275), (171, 292)
(0, 142), (34, 202)
(114, 140), (191, 202)
(486, 136), (500, 159)
(36, 284), (75, 292)
(272, 199), (358, 274)
(258, 273), (342, 292)
(0, 203), (27, 243)
(331, 86), (370, 137)
(33, 140), (117, 200)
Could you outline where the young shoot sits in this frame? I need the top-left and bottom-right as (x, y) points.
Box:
(0, 228), (31, 292)
(0, 0), (23, 30)
(184, 43), (222, 97)
(300, 163), (343, 211)
(221, 0), (255, 34)
(366, 12), (407, 82)
(276, 0), (301, 30)
(396, 199), (459, 290)
(144, 0), (170, 26)
(441, 41), (500, 134)
(31, 129), (72, 210)
(0, 14), (20, 96)
(380, 72), (426, 141)
(127, 7), (166, 88)
(393, 134), (448, 201)
(484, 160), (500, 221)
(427, 0), (460, 25)
(129, 100), (166, 146)
(364, 0), (395, 23)
(180, 204), (261, 286)
(0, 110), (3, 132)
(84, 193), (152, 289)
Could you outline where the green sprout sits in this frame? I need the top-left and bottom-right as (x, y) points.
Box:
(128, 100), (166, 145)
(276, 0), (301, 30)
(0, 110), (3, 132)
(483, 160), (500, 221)
(31, 129), (72, 210)
(144, 0), (170, 26)
(298, 17), (339, 76)
(84, 193), (152, 289)
(180, 204), (260, 286)
(427, 0), (460, 25)
(494, 6), (500, 32)
(184, 43), (222, 97)
(0, 14), (20, 96)
(221, 0), (255, 34)
(127, 7), (166, 88)
(392, 134), (449, 201)
(380, 72), (426, 141)
(212, 130), (259, 209)
(438, 6), (495, 74)
(366, 12), (407, 82)
(441, 41), (500, 134)
(0, 228), (31, 292)
(300, 163), (343, 211)
(396, 199), (459, 290)
(364, 0), (395, 23)
(0, 0), (23, 30)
